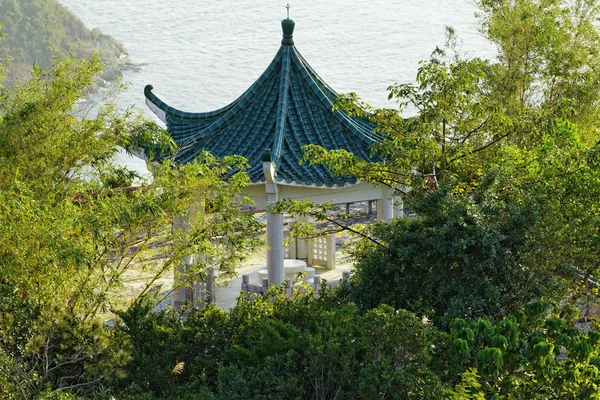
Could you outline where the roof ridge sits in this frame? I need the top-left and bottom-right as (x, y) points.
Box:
(174, 51), (284, 163)
(271, 45), (293, 171)
(290, 49), (379, 147)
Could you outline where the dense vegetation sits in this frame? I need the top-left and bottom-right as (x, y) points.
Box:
(0, 53), (263, 398)
(0, 0), (126, 86)
(296, 0), (600, 321)
(0, 0), (599, 398)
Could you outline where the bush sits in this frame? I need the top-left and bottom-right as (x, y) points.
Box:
(116, 291), (444, 399)
(345, 184), (539, 323)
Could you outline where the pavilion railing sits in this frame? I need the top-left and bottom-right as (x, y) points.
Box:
(240, 271), (351, 297)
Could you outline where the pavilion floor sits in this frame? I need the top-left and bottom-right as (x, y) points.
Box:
(213, 237), (355, 310)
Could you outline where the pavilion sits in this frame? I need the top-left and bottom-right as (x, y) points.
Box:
(143, 17), (404, 303)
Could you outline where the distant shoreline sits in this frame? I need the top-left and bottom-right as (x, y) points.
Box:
(0, 0), (132, 88)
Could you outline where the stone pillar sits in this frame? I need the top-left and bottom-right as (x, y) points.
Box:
(394, 194), (404, 218)
(173, 215), (194, 307)
(204, 266), (217, 305)
(190, 254), (216, 307)
(173, 264), (189, 307)
(263, 157), (284, 286)
(173, 198), (209, 309)
(377, 186), (394, 222)
(267, 211), (284, 285)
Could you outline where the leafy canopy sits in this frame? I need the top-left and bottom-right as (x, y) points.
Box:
(0, 54), (263, 397)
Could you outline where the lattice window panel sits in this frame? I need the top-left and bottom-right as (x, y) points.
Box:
(309, 236), (328, 267)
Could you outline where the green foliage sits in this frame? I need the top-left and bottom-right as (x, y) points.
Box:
(446, 369), (485, 400)
(97, 165), (140, 189)
(0, 346), (31, 400)
(448, 302), (600, 399)
(304, 0), (600, 190)
(1, 1), (599, 398)
(35, 391), (83, 400)
(477, 0), (600, 133)
(342, 183), (539, 322)
(0, 55), (262, 315)
(265, 5), (600, 397)
(0, 54), (263, 397)
(115, 291), (444, 399)
(283, 0), (600, 323)
(104, 295), (600, 400)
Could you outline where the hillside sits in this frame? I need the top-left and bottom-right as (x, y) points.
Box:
(0, 0), (127, 86)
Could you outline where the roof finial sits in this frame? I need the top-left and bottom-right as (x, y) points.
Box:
(281, 5), (295, 46)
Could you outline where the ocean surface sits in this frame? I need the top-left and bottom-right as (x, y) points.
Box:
(58, 0), (496, 174)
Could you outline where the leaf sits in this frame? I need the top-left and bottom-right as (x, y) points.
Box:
(171, 361), (185, 375)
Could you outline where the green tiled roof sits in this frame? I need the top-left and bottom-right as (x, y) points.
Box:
(144, 19), (382, 187)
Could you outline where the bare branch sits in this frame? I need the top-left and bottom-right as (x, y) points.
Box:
(0, 363), (29, 400)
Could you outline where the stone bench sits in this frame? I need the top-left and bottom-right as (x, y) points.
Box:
(304, 266), (315, 283)
(256, 268), (268, 282)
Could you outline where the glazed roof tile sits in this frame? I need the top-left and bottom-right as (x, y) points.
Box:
(144, 19), (382, 187)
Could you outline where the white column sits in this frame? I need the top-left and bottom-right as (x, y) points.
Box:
(263, 158), (284, 285)
(267, 212), (285, 284)
(287, 236), (297, 259)
(173, 215), (194, 307)
(173, 199), (206, 308)
(394, 194), (404, 218)
(377, 186), (394, 222)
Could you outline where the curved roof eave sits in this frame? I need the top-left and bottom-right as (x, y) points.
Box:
(249, 177), (362, 189)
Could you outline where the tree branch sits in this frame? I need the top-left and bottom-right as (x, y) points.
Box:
(451, 132), (511, 162)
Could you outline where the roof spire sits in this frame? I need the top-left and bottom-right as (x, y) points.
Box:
(281, 5), (295, 46)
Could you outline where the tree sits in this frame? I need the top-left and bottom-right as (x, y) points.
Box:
(302, 0), (600, 187)
(284, 0), (600, 314)
(273, 2), (600, 396)
(0, 54), (263, 397)
(339, 183), (540, 322)
(448, 301), (600, 399)
(0, 0), (127, 85)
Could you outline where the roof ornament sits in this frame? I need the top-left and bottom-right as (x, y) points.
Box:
(281, 4), (295, 46)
